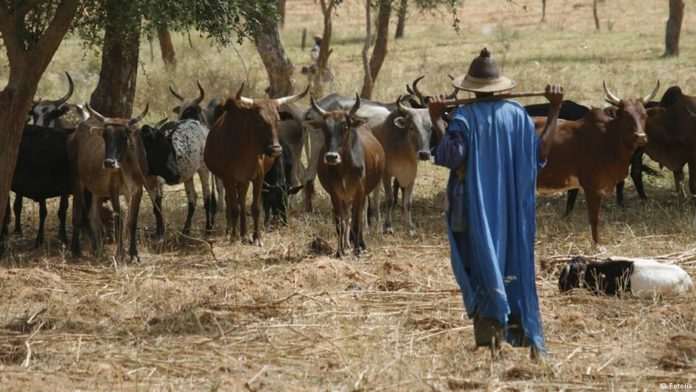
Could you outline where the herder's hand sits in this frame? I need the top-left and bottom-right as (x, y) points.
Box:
(544, 84), (564, 112)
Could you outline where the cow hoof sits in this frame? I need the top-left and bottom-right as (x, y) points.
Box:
(252, 238), (263, 247)
(407, 229), (416, 238)
(383, 226), (394, 235)
(129, 255), (141, 263)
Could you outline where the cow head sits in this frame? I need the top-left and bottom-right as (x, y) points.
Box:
(311, 94), (363, 166)
(140, 119), (181, 185)
(603, 81), (660, 149)
(170, 81), (207, 124)
(30, 72), (74, 126)
(558, 256), (589, 293)
(262, 144), (303, 226)
(394, 97), (433, 161)
(86, 104), (149, 171)
(227, 84), (309, 158)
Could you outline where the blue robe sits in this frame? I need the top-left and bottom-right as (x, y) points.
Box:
(434, 100), (546, 353)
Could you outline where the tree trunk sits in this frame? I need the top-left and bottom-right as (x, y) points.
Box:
(541, 0), (546, 22)
(361, 0), (392, 99)
(279, 0), (287, 28)
(256, 16), (296, 97)
(0, 0), (79, 233)
(90, 0), (142, 118)
(158, 27), (176, 69)
(395, 0), (407, 39)
(311, 0), (335, 99)
(592, 0), (600, 30)
(665, 0), (685, 56)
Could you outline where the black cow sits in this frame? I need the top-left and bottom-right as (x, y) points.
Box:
(262, 140), (303, 226)
(3, 125), (74, 251)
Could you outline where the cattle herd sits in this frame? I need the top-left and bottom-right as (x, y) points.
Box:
(2, 74), (696, 266)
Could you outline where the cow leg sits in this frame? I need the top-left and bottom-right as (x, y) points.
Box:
(630, 149), (647, 200)
(687, 160), (696, 206)
(199, 168), (213, 235)
(382, 176), (395, 234)
(71, 183), (85, 258)
(585, 192), (602, 245)
(237, 183), (250, 243)
(565, 189), (578, 216)
(224, 182), (239, 242)
(404, 181), (416, 238)
(303, 180), (315, 213)
(109, 190), (125, 262)
(151, 183), (165, 239)
(615, 181), (625, 208)
(88, 196), (104, 255)
(214, 176), (225, 228)
(57, 195), (68, 244)
(352, 192), (367, 255)
(251, 169), (264, 247)
(13, 195), (22, 234)
(35, 199), (47, 247)
(127, 188), (142, 262)
(332, 198), (346, 258)
(1, 201), (9, 257)
(673, 168), (686, 205)
(182, 179), (197, 235)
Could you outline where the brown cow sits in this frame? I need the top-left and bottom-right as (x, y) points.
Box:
(204, 84), (308, 245)
(641, 86), (696, 204)
(536, 81), (660, 244)
(312, 95), (386, 257)
(68, 105), (150, 261)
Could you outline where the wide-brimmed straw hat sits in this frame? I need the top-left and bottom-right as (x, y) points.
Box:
(452, 48), (516, 93)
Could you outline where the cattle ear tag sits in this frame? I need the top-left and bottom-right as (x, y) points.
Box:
(393, 116), (408, 129)
(89, 126), (102, 136)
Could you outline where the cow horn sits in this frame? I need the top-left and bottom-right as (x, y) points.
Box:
(275, 85), (310, 106)
(396, 95), (413, 115)
(155, 117), (168, 129)
(310, 97), (327, 116)
(685, 105), (696, 119)
(169, 86), (185, 101)
(129, 103), (149, 126)
(411, 75), (426, 100)
(349, 93), (361, 117)
(194, 80), (205, 106)
(641, 80), (660, 103)
(54, 72), (74, 106)
(235, 83), (255, 105)
(603, 81), (621, 106)
(85, 104), (106, 123)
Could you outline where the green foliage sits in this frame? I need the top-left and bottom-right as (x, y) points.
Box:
(71, 0), (281, 48)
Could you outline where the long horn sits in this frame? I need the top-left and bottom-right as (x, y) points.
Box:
(194, 80), (205, 106)
(349, 93), (361, 117)
(55, 72), (74, 106)
(411, 75), (426, 99)
(169, 86), (185, 101)
(235, 83), (254, 105)
(129, 103), (149, 126)
(85, 104), (106, 123)
(603, 81), (621, 106)
(310, 96), (327, 116)
(276, 85), (310, 106)
(155, 117), (168, 129)
(641, 80), (660, 103)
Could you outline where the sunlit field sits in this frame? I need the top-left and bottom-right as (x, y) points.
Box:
(1, 0), (695, 390)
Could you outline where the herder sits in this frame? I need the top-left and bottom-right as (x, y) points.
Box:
(428, 48), (563, 359)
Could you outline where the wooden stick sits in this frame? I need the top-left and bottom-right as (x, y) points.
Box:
(439, 91), (546, 107)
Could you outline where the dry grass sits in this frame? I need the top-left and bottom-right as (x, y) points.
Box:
(1, 0), (696, 390)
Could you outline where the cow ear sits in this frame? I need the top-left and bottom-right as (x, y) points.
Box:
(288, 185), (304, 195)
(393, 116), (409, 129)
(351, 116), (367, 128)
(172, 106), (181, 114)
(646, 107), (666, 118)
(89, 126), (102, 136)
